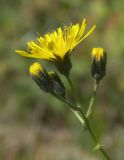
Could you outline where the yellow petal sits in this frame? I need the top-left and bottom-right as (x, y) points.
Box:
(15, 50), (52, 60)
(75, 25), (96, 46)
(15, 50), (38, 58)
(77, 19), (86, 39)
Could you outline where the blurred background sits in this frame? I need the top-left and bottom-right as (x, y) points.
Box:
(0, 0), (124, 159)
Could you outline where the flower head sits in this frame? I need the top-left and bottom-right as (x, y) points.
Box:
(91, 48), (107, 82)
(16, 19), (95, 60)
(16, 19), (96, 76)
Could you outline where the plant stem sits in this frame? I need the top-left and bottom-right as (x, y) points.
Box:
(77, 107), (110, 160)
(52, 93), (76, 109)
(52, 93), (85, 126)
(65, 76), (111, 160)
(66, 76), (81, 107)
(86, 80), (99, 118)
(54, 93), (111, 160)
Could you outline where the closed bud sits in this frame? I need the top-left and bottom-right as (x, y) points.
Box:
(48, 71), (65, 97)
(29, 63), (53, 92)
(91, 48), (107, 82)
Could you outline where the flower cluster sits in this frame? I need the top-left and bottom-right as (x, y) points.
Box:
(15, 19), (110, 160)
(15, 19), (106, 97)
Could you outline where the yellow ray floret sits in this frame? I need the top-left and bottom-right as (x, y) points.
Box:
(15, 19), (96, 60)
(92, 48), (104, 61)
(30, 63), (43, 76)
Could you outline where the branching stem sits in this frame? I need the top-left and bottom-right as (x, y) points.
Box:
(64, 76), (111, 160)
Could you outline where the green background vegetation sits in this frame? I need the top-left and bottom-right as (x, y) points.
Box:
(0, 0), (124, 159)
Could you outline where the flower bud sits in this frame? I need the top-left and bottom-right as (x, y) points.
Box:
(91, 48), (107, 81)
(48, 71), (65, 97)
(29, 63), (53, 92)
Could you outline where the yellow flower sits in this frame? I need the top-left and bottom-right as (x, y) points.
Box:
(15, 19), (96, 60)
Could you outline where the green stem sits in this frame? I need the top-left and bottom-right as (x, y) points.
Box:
(65, 76), (85, 126)
(53, 93), (111, 160)
(52, 93), (76, 110)
(71, 109), (85, 126)
(66, 76), (81, 107)
(65, 77), (111, 160)
(77, 107), (110, 160)
(86, 80), (99, 118)
(52, 93), (85, 126)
